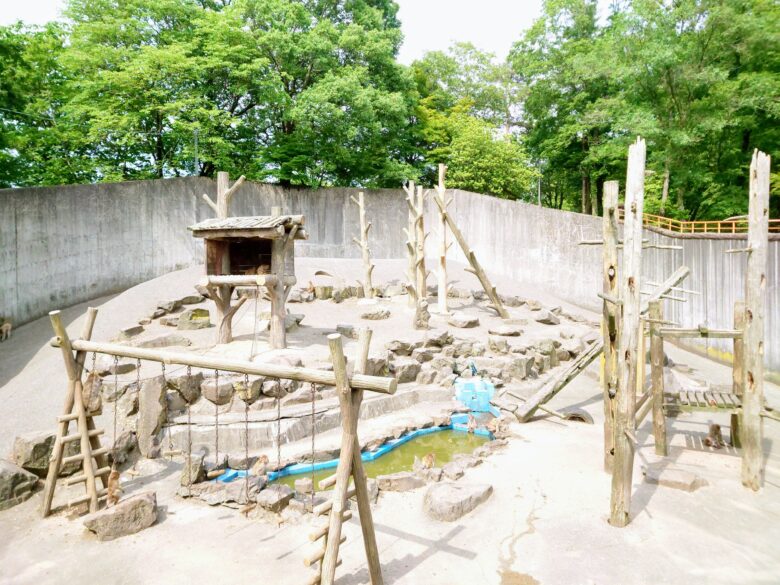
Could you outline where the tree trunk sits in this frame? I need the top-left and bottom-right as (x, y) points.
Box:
(581, 173), (592, 215)
(660, 162), (670, 214)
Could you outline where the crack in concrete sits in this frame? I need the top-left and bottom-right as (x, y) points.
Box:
(497, 484), (542, 585)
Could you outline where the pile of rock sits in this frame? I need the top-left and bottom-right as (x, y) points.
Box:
(137, 293), (206, 327)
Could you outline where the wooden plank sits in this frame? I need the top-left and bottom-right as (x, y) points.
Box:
(53, 339), (397, 395)
(309, 511), (352, 541)
(678, 391), (689, 406)
(610, 137), (645, 528)
(649, 301), (667, 456)
(602, 181), (620, 473)
(742, 150), (770, 490)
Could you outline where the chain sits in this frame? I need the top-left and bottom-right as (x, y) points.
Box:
(112, 354), (119, 467)
(161, 362), (173, 460)
(91, 351), (97, 375)
(276, 395), (281, 470)
(214, 369), (220, 469)
(310, 382), (316, 508)
(244, 373), (250, 502)
(186, 365), (193, 497)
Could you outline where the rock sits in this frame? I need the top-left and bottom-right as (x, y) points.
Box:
(366, 354), (389, 377)
(165, 371), (203, 404)
(488, 325), (523, 337)
(138, 318), (152, 326)
(261, 379), (284, 398)
(135, 334), (192, 348)
(0, 460), (39, 510)
(376, 471), (425, 492)
(331, 287), (349, 303)
(414, 300), (431, 330)
(391, 357), (422, 383)
(535, 310), (560, 325)
(118, 325), (144, 340)
(13, 431), (75, 477)
(502, 296), (525, 307)
(201, 376), (235, 406)
(448, 312), (479, 328)
(195, 284), (211, 299)
(361, 309), (391, 320)
(109, 431), (137, 466)
(423, 329), (453, 348)
(180, 294), (204, 305)
(235, 376), (263, 404)
(423, 482), (493, 522)
(83, 491), (157, 541)
(159, 316), (179, 327)
(177, 308), (211, 330)
(288, 289), (303, 303)
(526, 299), (542, 311)
(453, 454), (482, 468)
(314, 285), (333, 300)
(294, 477), (314, 494)
(386, 340), (413, 355)
(282, 386), (318, 406)
(412, 348), (435, 363)
(563, 338), (585, 357)
(149, 308), (166, 319)
(166, 389), (187, 414)
(136, 376), (167, 458)
(257, 484), (294, 512)
(336, 324), (359, 340)
(442, 461), (465, 480)
(416, 368), (437, 385)
(643, 465), (707, 492)
(556, 348), (571, 362)
(96, 356), (137, 377)
(488, 336), (509, 354)
(157, 300), (182, 313)
(181, 453), (206, 486)
(417, 467), (443, 482)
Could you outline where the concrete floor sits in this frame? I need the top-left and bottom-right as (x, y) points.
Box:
(1, 259), (779, 585)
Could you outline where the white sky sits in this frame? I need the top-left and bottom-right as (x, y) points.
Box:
(0, 0), (608, 64)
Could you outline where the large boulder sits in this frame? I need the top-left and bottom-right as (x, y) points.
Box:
(535, 310), (560, 325)
(177, 308), (211, 330)
(12, 430), (80, 477)
(0, 460), (39, 511)
(423, 482), (493, 521)
(83, 491), (158, 541)
(391, 358), (421, 384)
(165, 371), (203, 404)
(136, 376), (167, 458)
(257, 484), (294, 512)
(376, 471), (425, 492)
(201, 376), (235, 406)
(448, 312), (479, 329)
(487, 325), (523, 337)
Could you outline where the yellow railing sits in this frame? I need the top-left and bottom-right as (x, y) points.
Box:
(617, 210), (780, 234)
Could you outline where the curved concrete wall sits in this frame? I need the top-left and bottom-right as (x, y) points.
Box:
(1, 178), (777, 370)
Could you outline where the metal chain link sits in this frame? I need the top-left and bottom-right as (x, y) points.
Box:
(244, 373), (250, 503)
(311, 382), (316, 508)
(161, 362), (173, 460)
(276, 395), (281, 470)
(214, 369), (220, 469)
(186, 365), (193, 497)
(112, 354), (119, 467)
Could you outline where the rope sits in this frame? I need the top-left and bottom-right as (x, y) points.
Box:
(186, 366), (193, 497)
(214, 369), (220, 469)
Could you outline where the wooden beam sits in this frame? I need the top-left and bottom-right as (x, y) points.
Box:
(434, 164), (450, 315)
(742, 150), (770, 491)
(431, 193), (509, 318)
(610, 136), (646, 528)
(602, 180), (620, 472)
(649, 300), (667, 456)
(51, 339), (397, 394)
(657, 327), (742, 339)
(270, 206), (287, 349)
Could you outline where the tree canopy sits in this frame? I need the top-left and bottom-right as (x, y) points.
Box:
(0, 0), (777, 219)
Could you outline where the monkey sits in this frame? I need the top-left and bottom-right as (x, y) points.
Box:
(106, 467), (123, 507)
(466, 414), (477, 434)
(0, 321), (11, 342)
(250, 454), (270, 476)
(421, 452), (436, 469)
(703, 424), (725, 449)
(243, 265), (271, 276)
(487, 417), (504, 435)
(306, 280), (316, 295)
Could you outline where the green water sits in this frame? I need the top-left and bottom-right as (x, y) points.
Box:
(272, 430), (489, 490)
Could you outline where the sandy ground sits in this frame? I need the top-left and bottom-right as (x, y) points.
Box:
(1, 258), (779, 585)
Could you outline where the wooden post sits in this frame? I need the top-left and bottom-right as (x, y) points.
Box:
(350, 329), (383, 585)
(602, 180), (619, 472)
(431, 194), (509, 318)
(610, 136), (646, 527)
(415, 185), (428, 299)
(351, 192), (375, 298)
(434, 165), (451, 315)
(269, 206), (287, 349)
(403, 181), (419, 308)
(320, 334), (358, 585)
(731, 300), (745, 448)
(741, 150), (770, 491)
(649, 300), (667, 456)
(202, 171), (247, 344)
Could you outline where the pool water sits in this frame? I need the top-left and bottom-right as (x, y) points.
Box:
(271, 429), (489, 490)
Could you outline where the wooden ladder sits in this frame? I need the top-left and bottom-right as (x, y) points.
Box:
(41, 308), (110, 517)
(303, 331), (384, 585)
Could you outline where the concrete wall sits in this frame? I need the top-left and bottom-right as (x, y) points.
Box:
(427, 189), (779, 372)
(1, 178), (777, 370)
(0, 177), (407, 326)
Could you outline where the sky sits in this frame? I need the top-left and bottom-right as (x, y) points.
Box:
(0, 0), (554, 64)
